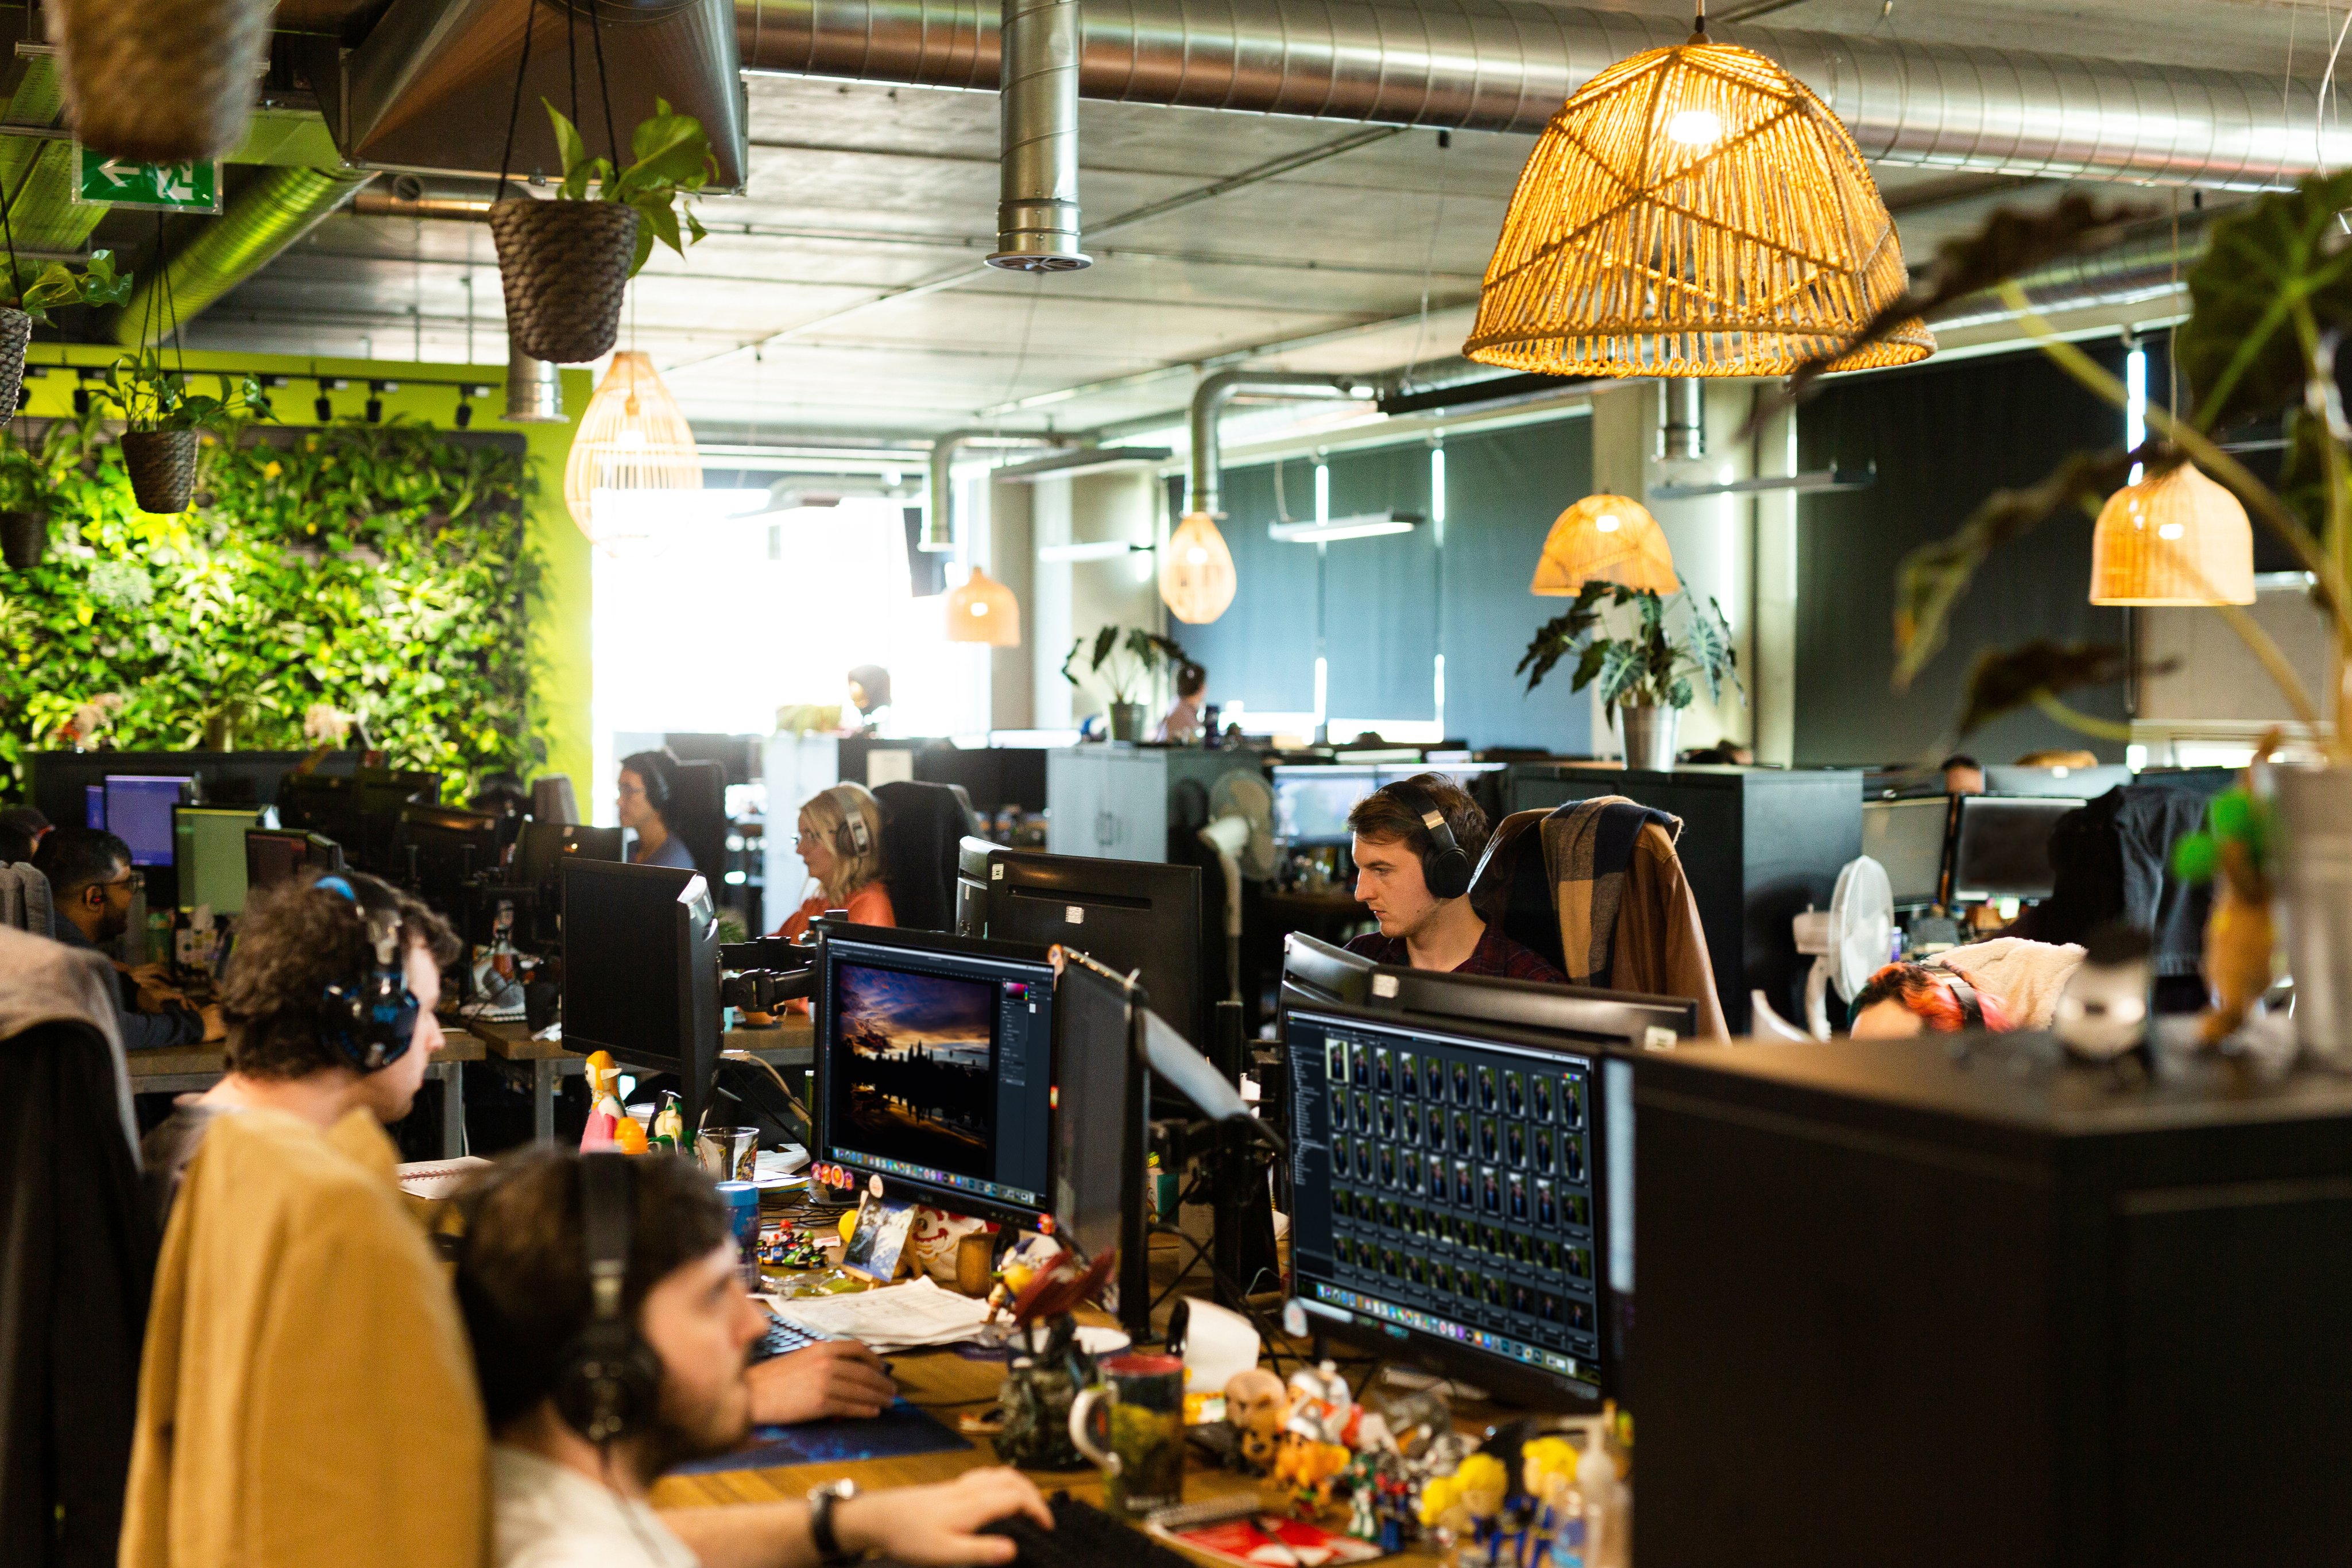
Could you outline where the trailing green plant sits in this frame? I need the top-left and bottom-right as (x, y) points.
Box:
(0, 412), (543, 797)
(96, 348), (274, 433)
(0, 440), (44, 512)
(1518, 583), (1742, 712)
(1, 247), (130, 323)
(546, 97), (714, 276)
(1062, 626), (1190, 706)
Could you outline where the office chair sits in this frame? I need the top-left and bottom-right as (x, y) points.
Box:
(668, 760), (730, 885)
(1467, 808), (1567, 971)
(872, 780), (980, 932)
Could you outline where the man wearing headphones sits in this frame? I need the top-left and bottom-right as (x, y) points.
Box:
(457, 1145), (1053, 1567)
(121, 870), (485, 1568)
(1343, 773), (1566, 982)
(620, 748), (699, 871)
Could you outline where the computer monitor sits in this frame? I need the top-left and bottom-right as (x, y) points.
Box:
(1947, 793), (2083, 903)
(1368, 964), (1699, 1050)
(513, 819), (625, 896)
(277, 769), (439, 873)
(1861, 796), (1954, 907)
(245, 828), (345, 893)
(1281, 931), (1377, 1008)
(103, 775), (189, 868)
(953, 839), (1205, 1051)
(1274, 765), (1382, 846)
(393, 804), (502, 915)
(531, 776), (580, 826)
(562, 859), (721, 1131)
(1982, 763), (2132, 799)
(175, 804), (258, 915)
(811, 923), (1061, 1229)
(1281, 979), (1612, 1407)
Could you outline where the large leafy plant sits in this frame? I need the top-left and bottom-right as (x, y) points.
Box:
(2, 247), (130, 322)
(1062, 626), (1190, 706)
(546, 97), (714, 276)
(0, 412), (543, 796)
(1518, 584), (1742, 712)
(97, 349), (274, 433)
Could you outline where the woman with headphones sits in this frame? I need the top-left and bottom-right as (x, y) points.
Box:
(617, 749), (698, 872)
(769, 781), (893, 939)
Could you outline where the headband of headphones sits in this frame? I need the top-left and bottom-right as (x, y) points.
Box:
(314, 875), (420, 1073)
(555, 1153), (662, 1446)
(1379, 777), (1472, 901)
(825, 785), (873, 857)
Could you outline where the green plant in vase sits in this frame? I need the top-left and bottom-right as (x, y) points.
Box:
(0, 439), (48, 570)
(1062, 626), (1191, 741)
(96, 349), (273, 514)
(1518, 583), (1742, 768)
(0, 248), (130, 420)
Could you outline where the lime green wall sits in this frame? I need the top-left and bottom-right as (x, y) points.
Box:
(16, 345), (594, 789)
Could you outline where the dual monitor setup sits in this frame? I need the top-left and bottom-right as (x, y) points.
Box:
(1862, 789), (2095, 909)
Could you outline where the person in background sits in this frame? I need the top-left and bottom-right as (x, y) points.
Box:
(1345, 774), (1565, 982)
(120, 870), (483, 1568)
(618, 749), (698, 872)
(1679, 740), (1753, 765)
(1154, 661), (1208, 744)
(0, 802), (49, 862)
(1940, 754), (1986, 795)
(32, 827), (213, 1050)
(456, 1146), (1054, 1568)
(846, 664), (892, 735)
(771, 783), (893, 939)
(1848, 961), (2013, 1038)
(2014, 748), (2100, 771)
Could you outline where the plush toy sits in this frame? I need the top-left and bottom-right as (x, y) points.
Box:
(1223, 1368), (1290, 1473)
(908, 1207), (990, 1286)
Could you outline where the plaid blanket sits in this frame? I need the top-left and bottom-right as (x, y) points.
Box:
(1541, 795), (1685, 986)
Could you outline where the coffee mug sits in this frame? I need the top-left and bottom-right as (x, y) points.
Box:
(697, 1126), (759, 1182)
(1068, 1353), (1185, 1516)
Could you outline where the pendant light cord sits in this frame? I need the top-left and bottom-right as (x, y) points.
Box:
(1692, 0), (1708, 41)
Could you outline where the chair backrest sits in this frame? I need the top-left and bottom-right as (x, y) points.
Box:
(668, 759), (729, 883)
(1467, 808), (1566, 972)
(872, 780), (979, 932)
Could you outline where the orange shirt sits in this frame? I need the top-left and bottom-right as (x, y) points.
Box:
(772, 879), (895, 940)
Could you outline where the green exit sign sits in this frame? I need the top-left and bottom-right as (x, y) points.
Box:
(72, 146), (221, 213)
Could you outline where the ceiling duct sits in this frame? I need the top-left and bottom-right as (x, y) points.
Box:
(734, 0), (2352, 189)
(925, 429), (1069, 551)
(987, 0), (1088, 270)
(332, 0), (748, 188)
(1188, 369), (1373, 520)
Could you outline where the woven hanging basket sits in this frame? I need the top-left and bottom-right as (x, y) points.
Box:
(0, 309), (30, 421)
(121, 431), (200, 515)
(0, 511), (46, 571)
(52, 0), (273, 160)
(1467, 36), (1932, 378)
(489, 200), (641, 365)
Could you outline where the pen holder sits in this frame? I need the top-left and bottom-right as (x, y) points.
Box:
(1070, 1353), (1186, 1516)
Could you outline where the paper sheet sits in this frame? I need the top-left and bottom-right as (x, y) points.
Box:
(758, 1276), (995, 1353)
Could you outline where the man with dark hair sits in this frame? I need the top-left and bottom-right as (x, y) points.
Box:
(122, 869), (482, 1568)
(1344, 773), (1565, 981)
(1940, 754), (1986, 795)
(458, 1145), (1053, 1567)
(32, 826), (211, 1050)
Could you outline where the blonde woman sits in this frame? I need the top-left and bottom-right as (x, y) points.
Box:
(771, 782), (894, 939)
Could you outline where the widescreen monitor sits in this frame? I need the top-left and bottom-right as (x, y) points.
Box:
(175, 804), (259, 915)
(105, 775), (189, 868)
(393, 804), (501, 913)
(1281, 931), (1377, 1008)
(1860, 796), (1954, 907)
(245, 828), (344, 893)
(562, 859), (721, 1130)
(1274, 766), (1381, 846)
(1948, 793), (2083, 903)
(513, 819), (624, 896)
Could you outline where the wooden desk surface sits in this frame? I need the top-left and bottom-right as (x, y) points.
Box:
(466, 1015), (815, 1061)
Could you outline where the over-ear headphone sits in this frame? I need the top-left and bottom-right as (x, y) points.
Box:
(1382, 779), (1472, 900)
(554, 1153), (663, 1445)
(314, 875), (420, 1073)
(826, 785), (873, 857)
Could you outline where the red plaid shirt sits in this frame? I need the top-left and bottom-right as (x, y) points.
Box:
(1345, 923), (1567, 985)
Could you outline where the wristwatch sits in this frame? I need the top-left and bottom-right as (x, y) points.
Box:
(807, 1478), (861, 1565)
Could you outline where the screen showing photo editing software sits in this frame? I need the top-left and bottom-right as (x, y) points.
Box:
(819, 937), (1055, 1218)
(1285, 1006), (1602, 1395)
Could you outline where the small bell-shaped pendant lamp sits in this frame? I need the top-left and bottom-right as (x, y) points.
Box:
(1161, 511), (1237, 625)
(1468, 3), (1931, 378)
(945, 566), (1022, 646)
(1531, 494), (1681, 595)
(563, 351), (702, 544)
(2088, 461), (2256, 606)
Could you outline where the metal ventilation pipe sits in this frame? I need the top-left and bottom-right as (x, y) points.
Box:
(924, 429), (1069, 551)
(736, 0), (2352, 189)
(115, 167), (377, 345)
(987, 0), (1089, 270)
(1187, 369), (1374, 518)
(505, 346), (566, 424)
(1656, 379), (1704, 462)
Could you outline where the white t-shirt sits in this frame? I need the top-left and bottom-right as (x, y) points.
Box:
(492, 1444), (701, 1568)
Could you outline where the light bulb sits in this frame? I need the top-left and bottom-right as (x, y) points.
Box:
(1596, 513), (1621, 533)
(1666, 109), (1723, 146)
(970, 600), (991, 615)
(2158, 522), (2184, 540)
(1187, 545), (1208, 565)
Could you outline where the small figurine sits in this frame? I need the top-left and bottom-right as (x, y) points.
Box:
(1343, 1450), (1382, 1540)
(1224, 1368), (1290, 1473)
(1270, 1431), (1350, 1517)
(1285, 1360), (1357, 1446)
(1419, 1452), (1508, 1566)
(1519, 1438), (1583, 1567)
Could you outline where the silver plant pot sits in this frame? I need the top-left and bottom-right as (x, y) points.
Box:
(2275, 764), (2352, 1065)
(1108, 701), (1147, 742)
(1618, 704), (1681, 772)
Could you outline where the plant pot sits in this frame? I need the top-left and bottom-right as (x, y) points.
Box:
(1109, 701), (1147, 742)
(0, 308), (30, 419)
(120, 430), (199, 514)
(1617, 703), (1680, 771)
(487, 199), (642, 365)
(2274, 764), (2352, 1063)
(0, 510), (46, 570)
(53, 0), (273, 160)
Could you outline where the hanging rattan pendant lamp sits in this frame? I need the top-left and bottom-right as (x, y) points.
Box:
(945, 566), (1023, 645)
(1531, 494), (1681, 595)
(563, 351), (702, 545)
(1466, 3), (1932, 378)
(2088, 460), (2256, 606)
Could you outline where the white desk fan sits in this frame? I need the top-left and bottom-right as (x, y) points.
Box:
(1794, 854), (1894, 1039)
(1198, 772), (1278, 1003)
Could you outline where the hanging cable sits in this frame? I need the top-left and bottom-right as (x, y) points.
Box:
(497, 0), (541, 193)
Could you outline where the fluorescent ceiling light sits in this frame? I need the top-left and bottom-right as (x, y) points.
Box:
(1269, 510), (1425, 544)
(1037, 539), (1152, 562)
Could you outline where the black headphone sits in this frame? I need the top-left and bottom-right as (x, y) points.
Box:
(554, 1153), (664, 1446)
(1381, 779), (1472, 900)
(314, 876), (420, 1073)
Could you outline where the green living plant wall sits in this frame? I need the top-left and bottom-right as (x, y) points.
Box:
(0, 408), (543, 798)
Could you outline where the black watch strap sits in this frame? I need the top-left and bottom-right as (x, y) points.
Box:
(808, 1482), (856, 1565)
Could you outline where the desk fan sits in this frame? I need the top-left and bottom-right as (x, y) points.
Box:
(1794, 854), (1894, 1038)
(1198, 772), (1278, 1003)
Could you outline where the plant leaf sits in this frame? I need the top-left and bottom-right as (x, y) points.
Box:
(1953, 639), (2152, 737)
(544, 99), (591, 193)
(2176, 169), (2352, 431)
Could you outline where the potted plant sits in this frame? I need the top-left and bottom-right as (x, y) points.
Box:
(490, 99), (715, 365)
(52, 0), (273, 161)
(1517, 583), (1742, 771)
(0, 440), (45, 570)
(1063, 626), (1190, 742)
(95, 349), (273, 514)
(0, 250), (129, 418)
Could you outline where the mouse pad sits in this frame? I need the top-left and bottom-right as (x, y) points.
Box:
(668, 1399), (971, 1475)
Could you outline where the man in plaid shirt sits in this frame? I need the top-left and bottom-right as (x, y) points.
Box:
(1343, 774), (1565, 984)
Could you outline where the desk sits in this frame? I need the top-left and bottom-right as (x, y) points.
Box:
(123, 1033), (486, 1158)
(466, 1015), (816, 1141)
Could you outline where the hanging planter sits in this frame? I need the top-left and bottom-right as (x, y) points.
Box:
(487, 199), (641, 365)
(0, 510), (45, 570)
(0, 250), (128, 417)
(95, 351), (274, 514)
(119, 430), (200, 514)
(51, 0), (274, 161)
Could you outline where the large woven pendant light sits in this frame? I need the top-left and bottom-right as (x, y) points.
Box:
(1531, 494), (1681, 595)
(1161, 511), (1238, 624)
(945, 566), (1022, 645)
(1467, 5), (1932, 378)
(2089, 461), (2255, 606)
(563, 351), (702, 543)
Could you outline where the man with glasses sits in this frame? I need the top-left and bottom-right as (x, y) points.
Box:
(33, 827), (215, 1050)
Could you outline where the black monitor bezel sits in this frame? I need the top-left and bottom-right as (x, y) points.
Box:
(967, 843), (1205, 1049)
(810, 920), (1063, 1230)
(1944, 791), (2085, 903)
(1365, 963), (1697, 1049)
(559, 859), (720, 1128)
(1281, 930), (1376, 1008)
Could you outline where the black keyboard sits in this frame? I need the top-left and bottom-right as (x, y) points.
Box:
(978, 1493), (1196, 1568)
(749, 1315), (819, 1364)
